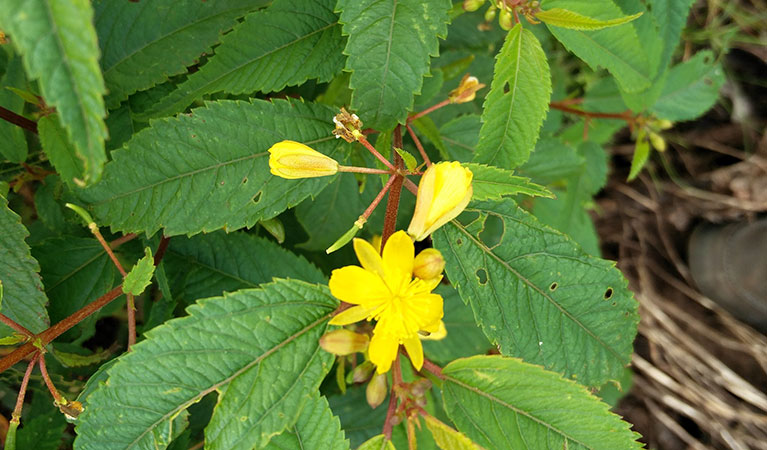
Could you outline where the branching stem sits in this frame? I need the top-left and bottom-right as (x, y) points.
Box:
(0, 313), (32, 337)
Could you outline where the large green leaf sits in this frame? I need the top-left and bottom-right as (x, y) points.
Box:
(466, 163), (552, 201)
(442, 356), (643, 449)
(648, 0), (696, 72)
(38, 115), (85, 188)
(0, 49), (28, 163)
(473, 25), (551, 169)
(543, 0), (652, 93)
(141, 0), (345, 120)
(80, 98), (347, 237)
(337, 0), (451, 130)
(75, 280), (337, 450)
(432, 199), (638, 386)
(0, 195), (49, 337)
(93, 0), (263, 109)
(439, 114), (480, 162)
(163, 230), (326, 304)
(267, 394), (349, 450)
(650, 51), (725, 121)
(0, 0), (107, 183)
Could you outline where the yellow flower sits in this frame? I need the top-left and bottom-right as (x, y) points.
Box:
(448, 74), (486, 104)
(328, 231), (444, 373)
(407, 162), (473, 241)
(268, 140), (338, 179)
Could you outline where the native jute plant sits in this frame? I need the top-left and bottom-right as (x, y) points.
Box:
(0, 0), (723, 448)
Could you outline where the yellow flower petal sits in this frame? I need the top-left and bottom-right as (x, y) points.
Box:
(369, 332), (399, 374)
(328, 305), (377, 326)
(382, 231), (415, 279)
(404, 293), (444, 330)
(408, 162), (473, 241)
(353, 238), (385, 277)
(329, 266), (389, 305)
(419, 320), (447, 340)
(268, 140), (339, 179)
(402, 334), (424, 370)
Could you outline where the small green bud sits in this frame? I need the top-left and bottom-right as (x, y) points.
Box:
(320, 329), (370, 356)
(648, 132), (667, 152)
(413, 248), (445, 281)
(366, 372), (388, 409)
(463, 0), (485, 12)
(349, 360), (376, 383)
(499, 9), (514, 30)
(484, 4), (497, 22)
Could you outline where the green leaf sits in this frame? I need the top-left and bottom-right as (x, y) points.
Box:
(536, 8), (642, 30)
(51, 345), (112, 368)
(465, 163), (553, 201)
(0, 195), (49, 336)
(423, 285), (491, 365)
(543, 0), (652, 93)
(395, 148), (419, 172)
(533, 191), (601, 256)
(432, 199), (638, 386)
(517, 137), (585, 185)
(15, 403), (67, 450)
(0, 50), (28, 163)
(650, 51), (724, 121)
(473, 25), (551, 169)
(337, 0), (451, 130)
(411, 116), (449, 160)
(0, 0), (107, 183)
(358, 435), (396, 450)
(80, 98), (347, 236)
(441, 356), (643, 449)
(93, 0), (264, 108)
(39, 115), (85, 188)
(423, 415), (480, 450)
(32, 237), (117, 326)
(628, 132), (650, 181)
(75, 280), (337, 449)
(163, 230), (326, 305)
(267, 394), (350, 450)
(123, 247), (155, 296)
(439, 114), (480, 163)
(647, 0), (697, 72)
(140, 0), (344, 119)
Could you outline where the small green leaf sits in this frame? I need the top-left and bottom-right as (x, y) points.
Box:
(5, 86), (40, 106)
(51, 346), (112, 368)
(423, 415), (480, 450)
(75, 280), (338, 449)
(0, 0), (108, 183)
(326, 222), (364, 254)
(0, 334), (26, 345)
(442, 356), (643, 449)
(357, 435), (396, 450)
(394, 148), (419, 172)
(465, 163), (553, 201)
(39, 115), (86, 189)
(337, 0), (452, 130)
(259, 218), (286, 244)
(473, 25), (551, 169)
(122, 248), (155, 296)
(536, 8), (642, 31)
(628, 132), (651, 181)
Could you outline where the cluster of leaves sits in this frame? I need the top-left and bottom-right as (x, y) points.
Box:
(0, 0), (723, 448)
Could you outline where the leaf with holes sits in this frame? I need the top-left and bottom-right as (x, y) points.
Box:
(473, 25), (551, 170)
(432, 198), (638, 386)
(79, 98), (348, 237)
(441, 355), (643, 449)
(74, 279), (337, 449)
(337, 0), (451, 130)
(94, 0), (265, 108)
(140, 0), (344, 119)
(0, 0), (108, 183)
(0, 195), (49, 337)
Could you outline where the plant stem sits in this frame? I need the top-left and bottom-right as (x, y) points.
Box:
(338, 165), (392, 175)
(360, 175), (397, 222)
(11, 356), (37, 421)
(382, 352), (403, 440)
(357, 135), (398, 172)
(109, 233), (137, 250)
(0, 314), (32, 337)
(408, 99), (450, 123)
(38, 353), (65, 405)
(549, 101), (635, 123)
(421, 358), (445, 380)
(126, 293), (136, 349)
(0, 106), (37, 134)
(405, 123), (431, 167)
(89, 224), (126, 277)
(381, 127), (405, 249)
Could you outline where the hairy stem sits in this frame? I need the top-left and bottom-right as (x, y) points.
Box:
(549, 101), (634, 122)
(383, 352), (403, 440)
(11, 356), (37, 421)
(406, 123), (431, 167)
(0, 313), (32, 337)
(408, 99), (450, 123)
(381, 127), (405, 248)
(38, 353), (65, 405)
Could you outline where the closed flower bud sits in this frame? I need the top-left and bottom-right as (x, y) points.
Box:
(499, 8), (514, 30)
(351, 360), (376, 383)
(408, 162), (473, 241)
(448, 74), (486, 104)
(463, 0), (485, 12)
(268, 140), (338, 179)
(484, 4), (497, 22)
(413, 248), (445, 281)
(320, 329), (370, 356)
(366, 372), (388, 409)
(648, 132), (666, 152)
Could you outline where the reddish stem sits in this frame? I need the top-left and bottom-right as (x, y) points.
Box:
(549, 101), (635, 122)
(361, 175), (397, 222)
(38, 353), (65, 404)
(421, 358), (445, 380)
(382, 352), (403, 439)
(0, 106), (37, 134)
(11, 356), (37, 421)
(338, 165), (392, 175)
(408, 99), (450, 123)
(357, 135), (398, 172)
(109, 233), (137, 250)
(153, 236), (171, 265)
(0, 313), (32, 337)
(380, 127), (405, 249)
(405, 123), (431, 167)
(127, 293), (136, 349)
(90, 224), (126, 277)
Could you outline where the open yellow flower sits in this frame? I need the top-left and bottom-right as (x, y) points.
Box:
(268, 140), (338, 179)
(407, 161), (473, 241)
(328, 231), (444, 373)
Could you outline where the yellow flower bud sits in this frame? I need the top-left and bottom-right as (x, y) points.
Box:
(413, 248), (445, 281)
(351, 360), (376, 383)
(408, 162), (473, 241)
(366, 372), (388, 409)
(463, 0), (485, 12)
(448, 74), (486, 104)
(499, 8), (514, 30)
(319, 329), (370, 356)
(648, 132), (666, 152)
(268, 140), (338, 179)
